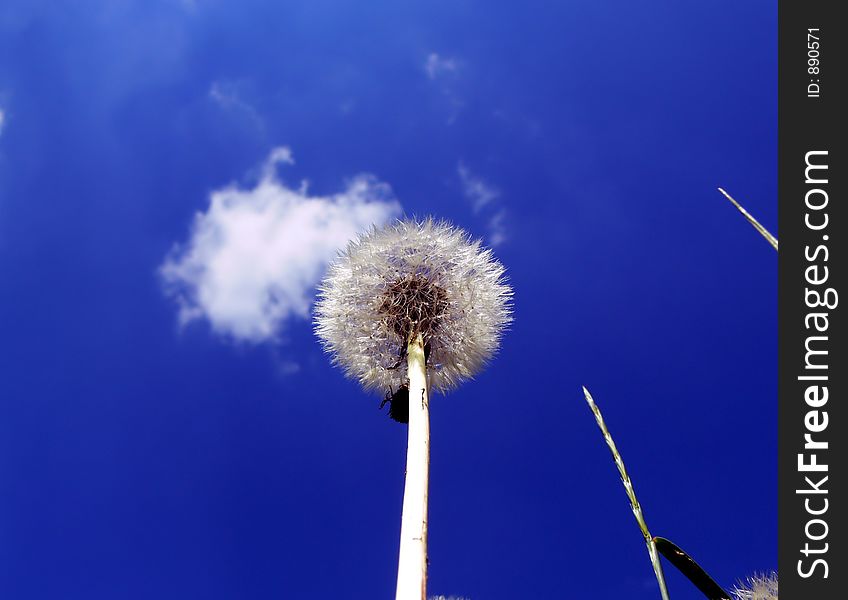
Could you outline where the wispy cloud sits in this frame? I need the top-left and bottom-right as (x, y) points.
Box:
(209, 80), (248, 110)
(160, 147), (402, 343)
(179, 0), (200, 12)
(424, 53), (458, 80)
(424, 53), (464, 123)
(457, 162), (499, 211)
(0, 107), (5, 136)
(457, 162), (508, 246)
(486, 208), (508, 247)
(208, 79), (265, 132)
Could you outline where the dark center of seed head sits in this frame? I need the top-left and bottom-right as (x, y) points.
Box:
(378, 274), (449, 344)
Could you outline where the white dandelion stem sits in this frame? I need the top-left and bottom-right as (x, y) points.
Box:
(717, 187), (779, 251)
(582, 386), (671, 600)
(395, 333), (431, 600)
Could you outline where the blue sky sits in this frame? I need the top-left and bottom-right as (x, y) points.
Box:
(1, 1), (776, 598)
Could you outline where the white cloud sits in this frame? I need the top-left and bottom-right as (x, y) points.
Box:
(457, 163), (508, 247)
(0, 108), (5, 136)
(424, 53), (458, 80)
(160, 147), (402, 342)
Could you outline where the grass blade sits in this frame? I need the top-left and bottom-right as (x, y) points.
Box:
(717, 188), (778, 251)
(654, 537), (732, 600)
(582, 386), (671, 600)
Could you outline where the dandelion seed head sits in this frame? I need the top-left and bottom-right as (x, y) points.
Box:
(314, 218), (512, 393)
(733, 572), (778, 600)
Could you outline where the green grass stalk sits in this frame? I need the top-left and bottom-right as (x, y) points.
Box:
(582, 386), (671, 600)
(717, 188), (778, 251)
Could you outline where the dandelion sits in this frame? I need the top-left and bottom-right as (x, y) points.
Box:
(315, 218), (512, 600)
(733, 573), (778, 600)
